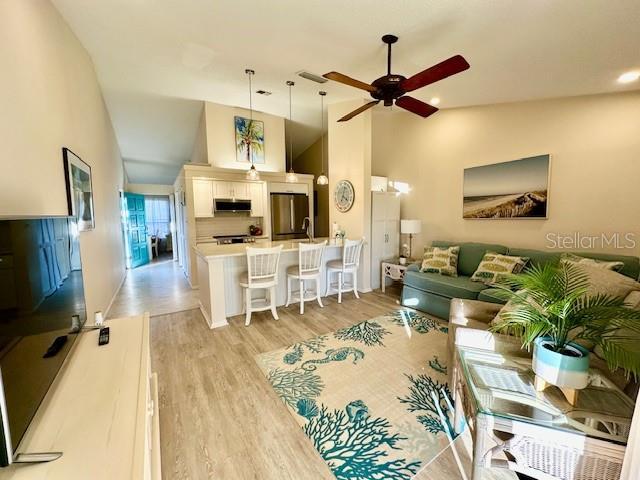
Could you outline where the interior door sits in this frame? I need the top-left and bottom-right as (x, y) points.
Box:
(125, 193), (150, 269)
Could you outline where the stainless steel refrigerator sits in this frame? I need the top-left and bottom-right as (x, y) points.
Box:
(270, 193), (309, 240)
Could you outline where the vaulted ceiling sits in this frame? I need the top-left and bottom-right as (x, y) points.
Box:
(52, 0), (640, 184)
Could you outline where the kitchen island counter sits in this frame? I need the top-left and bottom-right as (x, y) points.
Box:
(195, 237), (341, 259)
(194, 238), (344, 328)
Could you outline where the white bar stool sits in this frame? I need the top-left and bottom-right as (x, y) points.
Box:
(325, 238), (364, 303)
(239, 245), (283, 326)
(285, 241), (327, 314)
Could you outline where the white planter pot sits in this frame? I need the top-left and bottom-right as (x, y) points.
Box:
(532, 337), (590, 390)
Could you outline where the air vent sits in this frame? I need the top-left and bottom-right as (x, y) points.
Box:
(297, 71), (328, 84)
(256, 90), (272, 95)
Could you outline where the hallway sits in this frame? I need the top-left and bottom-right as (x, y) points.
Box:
(107, 259), (199, 319)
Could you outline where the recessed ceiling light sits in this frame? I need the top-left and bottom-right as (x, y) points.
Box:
(617, 71), (640, 84)
(430, 97), (440, 106)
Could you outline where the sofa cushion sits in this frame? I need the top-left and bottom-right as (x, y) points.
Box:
(432, 241), (509, 276)
(571, 252), (640, 280)
(578, 263), (640, 298)
(403, 270), (487, 300)
(625, 291), (640, 309)
(470, 252), (530, 285)
(507, 248), (561, 270)
(420, 246), (459, 277)
(477, 288), (508, 304)
(561, 253), (624, 272)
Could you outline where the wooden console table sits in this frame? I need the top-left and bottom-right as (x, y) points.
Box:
(0, 314), (160, 480)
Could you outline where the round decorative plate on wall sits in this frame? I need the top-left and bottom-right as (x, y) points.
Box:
(334, 179), (355, 212)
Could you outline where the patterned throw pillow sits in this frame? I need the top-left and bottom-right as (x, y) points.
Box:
(561, 253), (624, 272)
(577, 263), (640, 299)
(420, 246), (459, 277)
(470, 252), (530, 285)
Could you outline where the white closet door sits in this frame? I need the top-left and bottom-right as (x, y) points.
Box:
(372, 192), (387, 221)
(370, 219), (386, 290)
(387, 194), (400, 221)
(384, 219), (400, 259)
(385, 194), (400, 258)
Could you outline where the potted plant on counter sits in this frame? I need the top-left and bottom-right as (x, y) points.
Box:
(491, 262), (640, 404)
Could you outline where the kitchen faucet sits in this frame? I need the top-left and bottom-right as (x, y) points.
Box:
(302, 217), (313, 243)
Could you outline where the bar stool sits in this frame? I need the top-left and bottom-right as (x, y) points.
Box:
(239, 245), (283, 326)
(325, 238), (364, 303)
(286, 241), (327, 314)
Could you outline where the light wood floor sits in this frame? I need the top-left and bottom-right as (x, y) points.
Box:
(150, 288), (514, 480)
(108, 259), (199, 319)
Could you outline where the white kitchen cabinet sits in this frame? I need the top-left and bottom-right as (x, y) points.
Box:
(370, 192), (400, 290)
(193, 179), (214, 218)
(249, 182), (265, 217)
(213, 181), (250, 200)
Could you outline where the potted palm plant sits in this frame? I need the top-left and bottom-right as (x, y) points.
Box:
(491, 261), (640, 403)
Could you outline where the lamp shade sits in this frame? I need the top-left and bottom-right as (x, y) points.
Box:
(401, 219), (421, 235)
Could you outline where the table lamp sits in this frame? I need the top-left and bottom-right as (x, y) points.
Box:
(400, 219), (421, 260)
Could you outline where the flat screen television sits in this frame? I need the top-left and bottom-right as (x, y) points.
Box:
(0, 217), (86, 466)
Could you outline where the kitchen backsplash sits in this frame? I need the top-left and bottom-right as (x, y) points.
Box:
(196, 216), (263, 239)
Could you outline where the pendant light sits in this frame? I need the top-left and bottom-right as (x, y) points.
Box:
(244, 68), (260, 180)
(285, 80), (298, 183)
(316, 91), (329, 186)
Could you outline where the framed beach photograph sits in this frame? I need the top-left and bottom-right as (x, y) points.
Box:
(463, 154), (550, 219)
(63, 147), (95, 231)
(235, 116), (265, 164)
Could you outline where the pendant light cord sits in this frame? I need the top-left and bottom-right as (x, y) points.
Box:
(246, 68), (255, 167)
(287, 81), (294, 171)
(320, 92), (325, 173)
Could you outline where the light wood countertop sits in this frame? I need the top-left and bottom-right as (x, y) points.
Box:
(194, 237), (342, 260)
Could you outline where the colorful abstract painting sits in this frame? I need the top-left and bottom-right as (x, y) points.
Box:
(235, 116), (265, 164)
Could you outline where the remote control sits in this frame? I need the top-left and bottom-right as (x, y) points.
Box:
(98, 327), (110, 346)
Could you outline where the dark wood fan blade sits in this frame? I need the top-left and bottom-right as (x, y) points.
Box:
(323, 72), (378, 93)
(395, 96), (438, 118)
(337, 101), (380, 122)
(401, 55), (470, 92)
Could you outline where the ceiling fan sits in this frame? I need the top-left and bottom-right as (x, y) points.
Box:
(323, 34), (470, 122)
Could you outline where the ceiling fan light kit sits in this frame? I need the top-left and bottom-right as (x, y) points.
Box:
(323, 34), (470, 122)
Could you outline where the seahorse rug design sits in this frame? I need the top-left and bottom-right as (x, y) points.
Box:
(255, 309), (456, 480)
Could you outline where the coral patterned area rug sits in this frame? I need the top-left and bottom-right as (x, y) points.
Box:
(255, 309), (455, 480)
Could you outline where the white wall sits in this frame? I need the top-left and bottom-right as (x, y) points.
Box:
(125, 183), (174, 196)
(328, 100), (373, 291)
(0, 0), (126, 316)
(190, 104), (208, 165)
(294, 135), (329, 237)
(372, 91), (640, 258)
(203, 102), (286, 172)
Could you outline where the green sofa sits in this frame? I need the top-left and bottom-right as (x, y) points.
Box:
(401, 240), (640, 319)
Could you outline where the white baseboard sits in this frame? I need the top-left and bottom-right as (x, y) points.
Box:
(104, 271), (127, 319)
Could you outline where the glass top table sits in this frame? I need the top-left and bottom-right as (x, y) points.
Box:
(456, 345), (636, 444)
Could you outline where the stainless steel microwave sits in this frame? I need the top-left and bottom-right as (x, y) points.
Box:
(214, 198), (252, 213)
